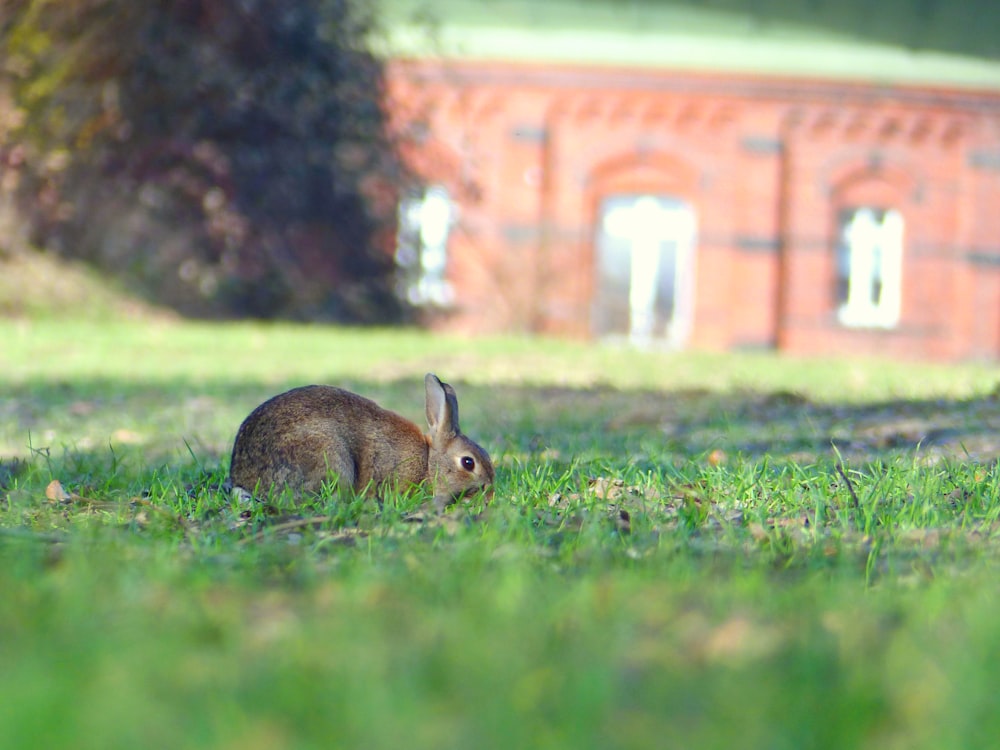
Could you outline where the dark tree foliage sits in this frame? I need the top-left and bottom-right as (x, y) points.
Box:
(0, 0), (408, 322)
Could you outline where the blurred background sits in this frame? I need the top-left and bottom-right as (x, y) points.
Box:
(1, 0), (998, 360)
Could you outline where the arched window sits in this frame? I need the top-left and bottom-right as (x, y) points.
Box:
(835, 206), (904, 328)
(395, 185), (456, 307)
(593, 194), (697, 347)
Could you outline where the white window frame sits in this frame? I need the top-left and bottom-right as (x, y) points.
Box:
(395, 185), (456, 307)
(596, 194), (697, 348)
(836, 207), (904, 329)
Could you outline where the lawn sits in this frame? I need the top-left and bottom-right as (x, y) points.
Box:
(2, 317), (1000, 749)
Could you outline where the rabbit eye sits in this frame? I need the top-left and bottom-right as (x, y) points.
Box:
(460, 456), (476, 471)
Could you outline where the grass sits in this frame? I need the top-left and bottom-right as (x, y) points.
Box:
(2, 316), (1000, 749)
(378, 0), (1000, 89)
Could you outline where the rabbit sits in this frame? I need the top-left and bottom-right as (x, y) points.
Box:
(229, 373), (494, 510)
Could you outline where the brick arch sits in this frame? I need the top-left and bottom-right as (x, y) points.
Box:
(586, 150), (700, 199)
(822, 152), (920, 208)
(823, 157), (917, 294)
(821, 155), (916, 332)
(579, 150), (702, 344)
(582, 150), (703, 254)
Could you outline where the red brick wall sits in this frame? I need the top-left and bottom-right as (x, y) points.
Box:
(387, 60), (1000, 360)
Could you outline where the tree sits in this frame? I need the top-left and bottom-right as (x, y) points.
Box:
(0, 0), (408, 322)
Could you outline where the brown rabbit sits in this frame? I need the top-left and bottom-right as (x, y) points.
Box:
(229, 373), (494, 509)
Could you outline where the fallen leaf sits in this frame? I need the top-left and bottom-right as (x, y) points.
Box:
(45, 479), (73, 503)
(111, 429), (143, 444)
(589, 476), (626, 501)
(707, 448), (728, 467)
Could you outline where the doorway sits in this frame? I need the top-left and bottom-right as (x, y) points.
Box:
(592, 194), (697, 346)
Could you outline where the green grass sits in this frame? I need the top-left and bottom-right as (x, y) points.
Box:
(2, 318), (1000, 749)
(377, 0), (1000, 89)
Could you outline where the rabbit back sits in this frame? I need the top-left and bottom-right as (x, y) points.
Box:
(229, 385), (428, 497)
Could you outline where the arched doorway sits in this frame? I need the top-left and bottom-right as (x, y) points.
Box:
(592, 194), (697, 347)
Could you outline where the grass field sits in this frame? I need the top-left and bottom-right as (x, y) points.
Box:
(3, 316), (1000, 749)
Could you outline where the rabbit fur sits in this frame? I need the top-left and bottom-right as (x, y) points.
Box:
(229, 373), (494, 509)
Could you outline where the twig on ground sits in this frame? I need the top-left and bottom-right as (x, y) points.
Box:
(835, 462), (861, 511)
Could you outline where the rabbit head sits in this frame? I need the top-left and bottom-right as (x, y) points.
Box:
(424, 373), (495, 509)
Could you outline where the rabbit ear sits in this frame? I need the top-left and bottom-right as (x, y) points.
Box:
(425, 373), (460, 438)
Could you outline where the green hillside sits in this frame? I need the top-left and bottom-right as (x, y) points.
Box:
(377, 0), (1000, 89)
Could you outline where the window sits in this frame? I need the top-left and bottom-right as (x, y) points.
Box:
(593, 194), (697, 347)
(395, 185), (456, 307)
(835, 207), (903, 328)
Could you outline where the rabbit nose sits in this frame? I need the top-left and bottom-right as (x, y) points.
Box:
(468, 484), (494, 505)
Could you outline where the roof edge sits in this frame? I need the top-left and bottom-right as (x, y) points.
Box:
(375, 23), (1000, 92)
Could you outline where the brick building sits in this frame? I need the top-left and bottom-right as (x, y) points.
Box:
(382, 0), (1000, 360)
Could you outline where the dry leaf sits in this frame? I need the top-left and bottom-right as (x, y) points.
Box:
(589, 476), (625, 501)
(45, 479), (73, 503)
(707, 448), (728, 467)
(111, 429), (143, 444)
